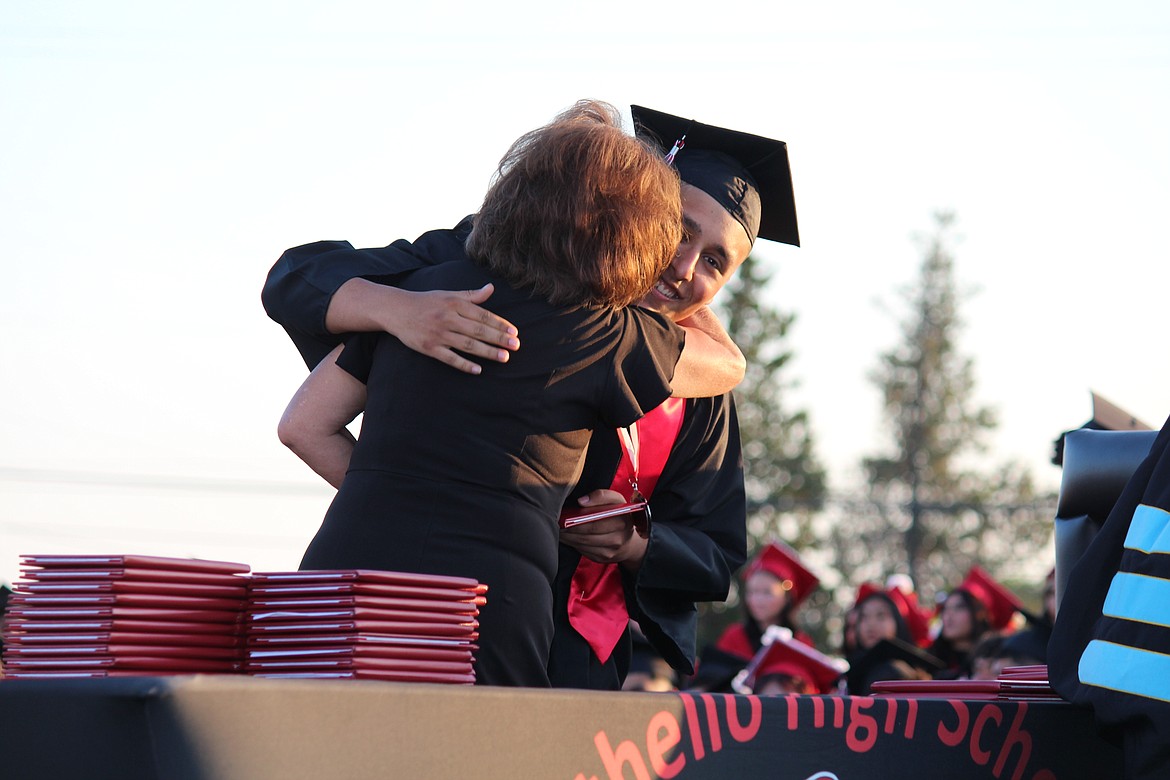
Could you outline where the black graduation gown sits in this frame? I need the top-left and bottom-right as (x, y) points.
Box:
(1049, 413), (1170, 779)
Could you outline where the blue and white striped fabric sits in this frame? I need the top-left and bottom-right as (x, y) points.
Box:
(1049, 418), (1170, 779)
(1079, 505), (1170, 702)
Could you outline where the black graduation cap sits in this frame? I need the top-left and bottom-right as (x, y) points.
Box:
(846, 638), (945, 695)
(631, 105), (799, 247)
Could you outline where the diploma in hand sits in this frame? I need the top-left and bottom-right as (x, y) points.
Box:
(558, 500), (651, 538)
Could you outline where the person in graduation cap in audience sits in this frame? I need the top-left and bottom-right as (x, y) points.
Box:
(853, 578), (933, 650)
(690, 541), (819, 691)
(274, 100), (748, 688)
(263, 105), (802, 691)
(929, 565), (1023, 680)
(549, 108), (799, 690)
(844, 579), (943, 695)
(741, 629), (848, 696)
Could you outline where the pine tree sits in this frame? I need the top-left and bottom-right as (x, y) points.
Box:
(854, 212), (1052, 598)
(719, 253), (827, 544)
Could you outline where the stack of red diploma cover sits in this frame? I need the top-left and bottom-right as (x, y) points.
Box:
(869, 665), (1062, 701)
(242, 570), (485, 684)
(2, 554), (250, 678)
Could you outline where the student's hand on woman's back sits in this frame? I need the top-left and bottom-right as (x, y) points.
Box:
(329, 278), (521, 375)
(391, 284), (521, 375)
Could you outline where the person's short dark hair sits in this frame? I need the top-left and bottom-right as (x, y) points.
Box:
(999, 629), (1048, 666)
(467, 100), (681, 308)
(968, 632), (1007, 663)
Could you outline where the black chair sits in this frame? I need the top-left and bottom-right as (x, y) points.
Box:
(1053, 428), (1158, 611)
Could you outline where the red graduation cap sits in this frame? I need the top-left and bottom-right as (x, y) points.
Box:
(752, 633), (846, 694)
(852, 581), (881, 607)
(744, 541), (819, 608)
(955, 565), (1022, 631)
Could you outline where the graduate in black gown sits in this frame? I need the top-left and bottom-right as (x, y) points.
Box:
(274, 101), (745, 688)
(845, 582), (941, 695)
(263, 106), (798, 691)
(928, 565), (1022, 680)
(548, 108), (801, 689)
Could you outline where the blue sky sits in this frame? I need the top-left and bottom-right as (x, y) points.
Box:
(2, 1), (1168, 586)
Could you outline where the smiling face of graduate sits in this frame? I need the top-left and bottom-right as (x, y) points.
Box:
(637, 184), (752, 323)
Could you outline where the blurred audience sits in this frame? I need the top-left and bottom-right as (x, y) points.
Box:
(689, 541), (819, 691)
(688, 553), (1049, 697)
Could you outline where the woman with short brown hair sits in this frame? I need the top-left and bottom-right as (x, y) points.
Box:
(467, 100), (680, 308)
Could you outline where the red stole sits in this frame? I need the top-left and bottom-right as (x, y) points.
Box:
(566, 398), (686, 663)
